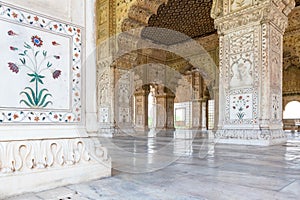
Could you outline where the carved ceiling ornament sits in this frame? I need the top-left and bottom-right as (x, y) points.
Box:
(121, 0), (216, 45)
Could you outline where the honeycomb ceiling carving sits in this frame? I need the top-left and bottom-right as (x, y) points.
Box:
(143, 0), (216, 45)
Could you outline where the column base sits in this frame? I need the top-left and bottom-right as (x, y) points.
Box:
(98, 128), (115, 137)
(214, 129), (287, 146)
(155, 128), (175, 137)
(191, 127), (207, 131)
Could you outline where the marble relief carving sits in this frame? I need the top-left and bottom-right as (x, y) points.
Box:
(119, 107), (130, 123)
(98, 70), (110, 105)
(229, 53), (253, 88)
(0, 138), (110, 174)
(224, 27), (257, 124)
(99, 107), (109, 123)
(271, 94), (281, 121)
(230, 0), (252, 12)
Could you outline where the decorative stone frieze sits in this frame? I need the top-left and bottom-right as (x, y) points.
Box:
(0, 138), (110, 174)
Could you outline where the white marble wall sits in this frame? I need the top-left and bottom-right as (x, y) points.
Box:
(0, 0), (111, 198)
(2, 0), (84, 26)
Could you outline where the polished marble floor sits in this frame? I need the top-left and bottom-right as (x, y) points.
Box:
(6, 131), (300, 200)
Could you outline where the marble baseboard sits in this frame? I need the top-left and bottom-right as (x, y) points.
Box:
(0, 137), (112, 198)
(0, 163), (111, 199)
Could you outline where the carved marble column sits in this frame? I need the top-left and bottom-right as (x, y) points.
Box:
(191, 73), (206, 130)
(97, 58), (116, 137)
(211, 0), (295, 145)
(213, 86), (219, 131)
(154, 86), (175, 132)
(114, 68), (134, 135)
(134, 85), (150, 132)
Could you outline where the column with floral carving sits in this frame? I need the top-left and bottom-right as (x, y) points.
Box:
(211, 0), (295, 145)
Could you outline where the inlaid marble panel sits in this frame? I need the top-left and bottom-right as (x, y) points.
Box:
(0, 3), (82, 124)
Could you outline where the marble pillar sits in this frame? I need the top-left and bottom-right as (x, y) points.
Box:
(211, 0), (295, 145)
(154, 86), (175, 132)
(134, 85), (150, 132)
(97, 59), (116, 137)
(191, 73), (207, 130)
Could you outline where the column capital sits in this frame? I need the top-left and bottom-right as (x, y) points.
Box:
(134, 85), (150, 96)
(212, 0), (295, 34)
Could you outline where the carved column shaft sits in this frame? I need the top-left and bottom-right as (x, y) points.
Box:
(134, 85), (150, 132)
(154, 86), (175, 130)
(191, 73), (206, 129)
(212, 0), (295, 145)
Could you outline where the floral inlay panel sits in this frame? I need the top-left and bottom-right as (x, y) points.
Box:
(229, 93), (253, 121)
(0, 3), (82, 123)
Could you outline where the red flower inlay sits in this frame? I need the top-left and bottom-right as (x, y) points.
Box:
(34, 16), (39, 21)
(52, 41), (60, 46)
(52, 70), (61, 79)
(54, 114), (58, 119)
(13, 114), (19, 119)
(8, 62), (19, 73)
(34, 116), (39, 122)
(238, 96), (243, 100)
(53, 24), (58, 29)
(12, 12), (18, 18)
(31, 35), (43, 47)
(7, 30), (18, 36)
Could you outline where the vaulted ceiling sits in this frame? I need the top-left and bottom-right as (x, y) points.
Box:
(141, 0), (300, 45)
(144, 0), (215, 45)
(123, 0), (300, 46)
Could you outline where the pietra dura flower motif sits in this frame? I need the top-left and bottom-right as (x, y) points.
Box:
(232, 95), (250, 119)
(7, 33), (62, 108)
